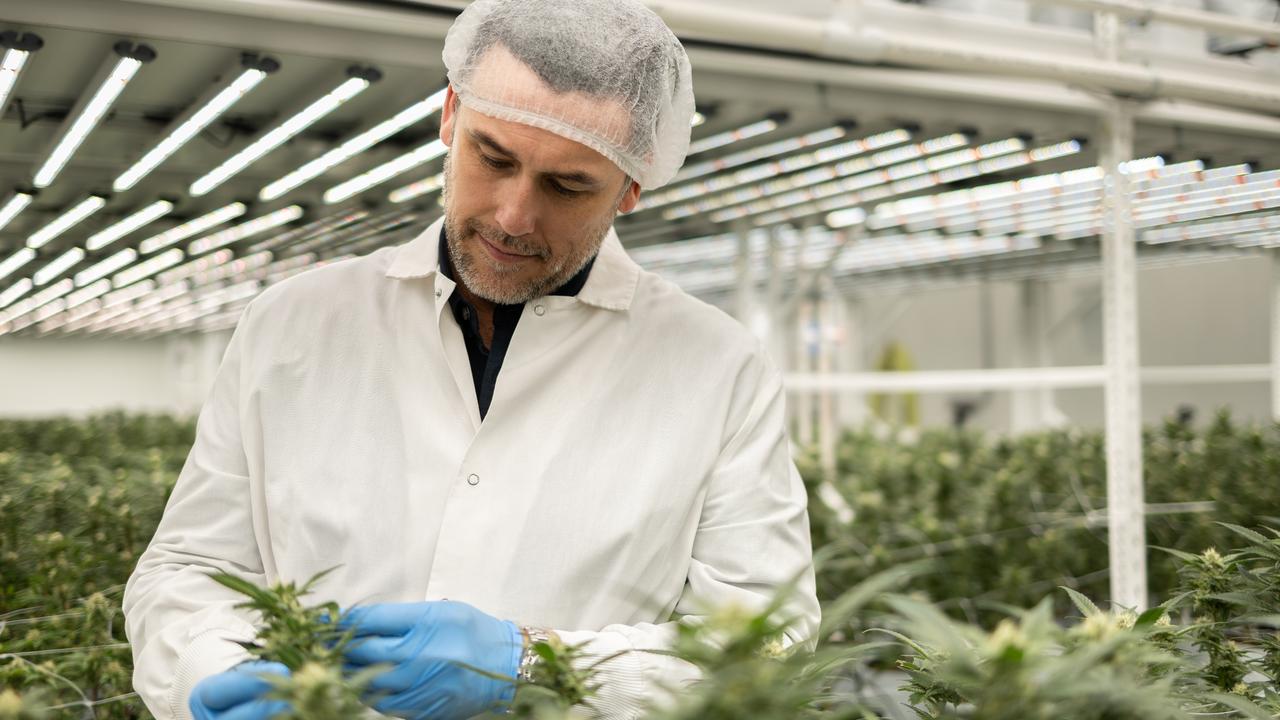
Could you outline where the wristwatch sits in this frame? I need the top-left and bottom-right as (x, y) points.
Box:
(518, 626), (553, 683)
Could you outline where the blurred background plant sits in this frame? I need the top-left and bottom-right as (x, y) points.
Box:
(3, 412), (1279, 717)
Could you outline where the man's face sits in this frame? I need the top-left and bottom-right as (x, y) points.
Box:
(438, 82), (642, 305)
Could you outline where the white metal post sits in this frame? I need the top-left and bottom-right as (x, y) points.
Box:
(1011, 279), (1054, 433)
(1100, 97), (1148, 610)
(1273, 250), (1280, 420)
(734, 226), (756, 323)
(818, 275), (839, 483)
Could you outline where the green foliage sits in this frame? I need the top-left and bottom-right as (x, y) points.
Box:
(4, 412), (1280, 719)
(1, 413), (192, 718)
(798, 412), (1280, 619)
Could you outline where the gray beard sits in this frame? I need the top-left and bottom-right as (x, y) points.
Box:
(441, 154), (612, 304)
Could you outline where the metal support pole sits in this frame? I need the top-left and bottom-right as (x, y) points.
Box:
(818, 275), (838, 484)
(1273, 250), (1280, 421)
(734, 225), (756, 323)
(1100, 96), (1148, 610)
(1012, 279), (1054, 433)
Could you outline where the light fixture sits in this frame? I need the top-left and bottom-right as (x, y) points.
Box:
(34, 41), (155, 188)
(640, 128), (911, 212)
(113, 248), (185, 287)
(744, 140), (1083, 228)
(66, 279), (111, 308)
(33, 247), (86, 286)
(188, 205), (304, 255)
(26, 196), (107, 249)
(687, 114), (785, 157)
(138, 202), (247, 254)
(826, 207), (867, 229)
(114, 54), (278, 192)
(690, 111), (706, 127)
(0, 247), (35, 281)
(190, 66), (381, 197)
(671, 125), (851, 185)
(0, 190), (34, 232)
(85, 199), (174, 251)
(324, 140), (448, 204)
(0, 277), (32, 309)
(672, 133), (975, 221)
(389, 173), (445, 204)
(0, 31), (42, 123)
(260, 86), (447, 201)
(75, 248), (138, 287)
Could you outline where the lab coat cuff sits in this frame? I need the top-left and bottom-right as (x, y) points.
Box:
(167, 627), (255, 720)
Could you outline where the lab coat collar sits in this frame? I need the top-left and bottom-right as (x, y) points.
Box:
(386, 217), (639, 312)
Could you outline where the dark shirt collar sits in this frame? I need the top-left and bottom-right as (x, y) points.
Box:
(438, 226), (596, 299)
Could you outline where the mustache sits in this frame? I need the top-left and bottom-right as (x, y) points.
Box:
(467, 221), (547, 259)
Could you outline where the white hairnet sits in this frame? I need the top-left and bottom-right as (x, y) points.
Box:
(442, 0), (695, 189)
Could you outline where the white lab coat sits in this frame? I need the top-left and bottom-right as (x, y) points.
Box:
(123, 217), (820, 719)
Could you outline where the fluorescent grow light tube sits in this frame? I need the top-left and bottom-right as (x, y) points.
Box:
(0, 32), (41, 122)
(0, 247), (35, 281)
(0, 190), (33, 232)
(26, 196), (107, 249)
(190, 68), (379, 197)
(85, 200), (174, 251)
(666, 133), (973, 220)
(188, 205), (303, 255)
(34, 42), (154, 188)
(640, 128), (912, 212)
(687, 117), (782, 157)
(389, 173), (445, 204)
(139, 202), (247, 255)
(114, 55), (276, 192)
(261, 86), (447, 201)
(324, 140), (448, 204)
(76, 248), (138, 287)
(66, 279), (111, 309)
(0, 277), (32, 309)
(113, 248), (185, 287)
(33, 247), (85, 286)
(672, 125), (850, 184)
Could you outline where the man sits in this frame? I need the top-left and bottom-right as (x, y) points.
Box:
(123, 0), (820, 718)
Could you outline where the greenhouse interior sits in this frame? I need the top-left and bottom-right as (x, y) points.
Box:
(1, 0), (1279, 718)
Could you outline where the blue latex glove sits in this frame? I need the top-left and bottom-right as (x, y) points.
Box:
(189, 660), (291, 720)
(339, 600), (522, 720)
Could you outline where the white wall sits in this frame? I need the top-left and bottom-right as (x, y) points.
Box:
(0, 330), (231, 419)
(847, 254), (1272, 430)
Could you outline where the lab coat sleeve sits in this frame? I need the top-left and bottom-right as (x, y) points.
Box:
(122, 307), (263, 720)
(554, 350), (821, 719)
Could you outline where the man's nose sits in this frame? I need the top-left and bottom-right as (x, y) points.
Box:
(494, 177), (537, 238)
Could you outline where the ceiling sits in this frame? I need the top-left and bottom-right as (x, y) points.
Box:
(0, 0), (1276, 335)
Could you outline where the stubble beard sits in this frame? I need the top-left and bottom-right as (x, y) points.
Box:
(442, 153), (615, 305)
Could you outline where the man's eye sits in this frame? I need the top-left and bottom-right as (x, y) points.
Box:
(549, 181), (584, 198)
(479, 154), (510, 170)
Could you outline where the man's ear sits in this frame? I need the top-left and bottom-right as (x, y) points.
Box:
(440, 85), (459, 147)
(617, 180), (643, 214)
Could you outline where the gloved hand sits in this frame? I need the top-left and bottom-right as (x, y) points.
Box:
(339, 600), (522, 720)
(189, 660), (291, 720)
